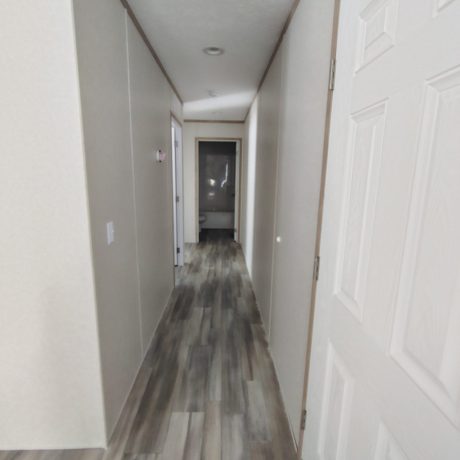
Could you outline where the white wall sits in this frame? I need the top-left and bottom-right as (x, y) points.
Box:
(73, 0), (178, 439)
(182, 122), (244, 243)
(0, 0), (105, 449)
(241, 0), (336, 444)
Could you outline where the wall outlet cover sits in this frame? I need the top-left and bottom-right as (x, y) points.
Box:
(156, 149), (166, 163)
(106, 221), (115, 245)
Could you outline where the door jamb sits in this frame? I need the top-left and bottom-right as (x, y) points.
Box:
(195, 137), (243, 243)
(171, 113), (184, 267)
(296, 0), (342, 456)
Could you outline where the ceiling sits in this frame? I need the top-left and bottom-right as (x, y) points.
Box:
(127, 0), (295, 121)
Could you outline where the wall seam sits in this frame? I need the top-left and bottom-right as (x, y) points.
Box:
(125, 11), (144, 356)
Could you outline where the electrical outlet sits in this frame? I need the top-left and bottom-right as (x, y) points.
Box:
(106, 221), (115, 245)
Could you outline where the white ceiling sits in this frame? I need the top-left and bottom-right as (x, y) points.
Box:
(127, 0), (295, 121)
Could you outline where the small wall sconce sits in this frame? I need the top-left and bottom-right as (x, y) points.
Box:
(155, 149), (166, 163)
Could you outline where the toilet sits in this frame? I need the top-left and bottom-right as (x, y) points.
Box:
(199, 214), (207, 233)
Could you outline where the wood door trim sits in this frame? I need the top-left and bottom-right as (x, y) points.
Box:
(195, 137), (243, 244)
(119, 0), (183, 104)
(296, 0), (342, 457)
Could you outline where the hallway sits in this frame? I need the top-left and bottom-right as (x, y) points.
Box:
(0, 241), (296, 460)
(4, 0), (460, 458)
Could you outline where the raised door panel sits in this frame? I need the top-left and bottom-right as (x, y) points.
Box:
(374, 424), (408, 460)
(435, 0), (457, 14)
(335, 101), (386, 322)
(318, 345), (354, 460)
(356, 0), (399, 71)
(391, 66), (460, 427)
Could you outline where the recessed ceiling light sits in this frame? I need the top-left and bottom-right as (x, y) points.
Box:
(203, 46), (224, 56)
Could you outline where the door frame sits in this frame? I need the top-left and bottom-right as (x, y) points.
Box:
(171, 113), (184, 266)
(195, 137), (243, 243)
(296, 0), (341, 456)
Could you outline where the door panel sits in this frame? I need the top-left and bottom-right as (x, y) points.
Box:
(391, 67), (460, 426)
(304, 0), (460, 459)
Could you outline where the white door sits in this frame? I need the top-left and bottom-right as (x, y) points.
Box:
(171, 119), (184, 266)
(304, 1), (460, 459)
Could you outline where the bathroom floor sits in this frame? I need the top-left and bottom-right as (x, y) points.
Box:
(199, 228), (234, 242)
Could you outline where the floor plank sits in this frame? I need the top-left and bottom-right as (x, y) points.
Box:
(221, 414), (247, 460)
(183, 412), (205, 460)
(202, 401), (221, 460)
(157, 412), (189, 460)
(245, 380), (270, 442)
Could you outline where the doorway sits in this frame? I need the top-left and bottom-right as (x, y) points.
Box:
(196, 139), (241, 243)
(171, 115), (184, 266)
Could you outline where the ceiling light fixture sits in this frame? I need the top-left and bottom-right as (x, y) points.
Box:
(203, 46), (224, 56)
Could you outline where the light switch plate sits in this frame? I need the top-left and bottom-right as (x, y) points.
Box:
(106, 221), (115, 245)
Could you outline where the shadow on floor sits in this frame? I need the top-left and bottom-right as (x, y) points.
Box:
(199, 228), (234, 242)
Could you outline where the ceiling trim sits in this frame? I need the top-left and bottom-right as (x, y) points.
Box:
(170, 111), (183, 126)
(244, 0), (301, 121)
(184, 119), (245, 124)
(120, 0), (183, 104)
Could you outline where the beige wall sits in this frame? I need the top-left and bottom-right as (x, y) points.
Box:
(241, 0), (336, 443)
(0, 0), (105, 449)
(74, 0), (141, 438)
(182, 122), (244, 243)
(250, 51), (282, 328)
(126, 18), (175, 352)
(73, 0), (176, 440)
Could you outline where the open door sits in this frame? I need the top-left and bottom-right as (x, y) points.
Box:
(171, 116), (184, 266)
(195, 138), (241, 243)
(303, 1), (460, 459)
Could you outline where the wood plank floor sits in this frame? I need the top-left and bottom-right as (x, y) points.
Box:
(0, 240), (297, 460)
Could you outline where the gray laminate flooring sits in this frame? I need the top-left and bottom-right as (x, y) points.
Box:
(0, 241), (297, 460)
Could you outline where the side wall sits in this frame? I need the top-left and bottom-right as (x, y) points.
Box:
(251, 51), (282, 327)
(240, 101), (259, 276)
(241, 0), (336, 442)
(126, 18), (175, 353)
(0, 0), (105, 449)
(73, 0), (176, 438)
(270, 0), (336, 438)
(183, 122), (244, 243)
